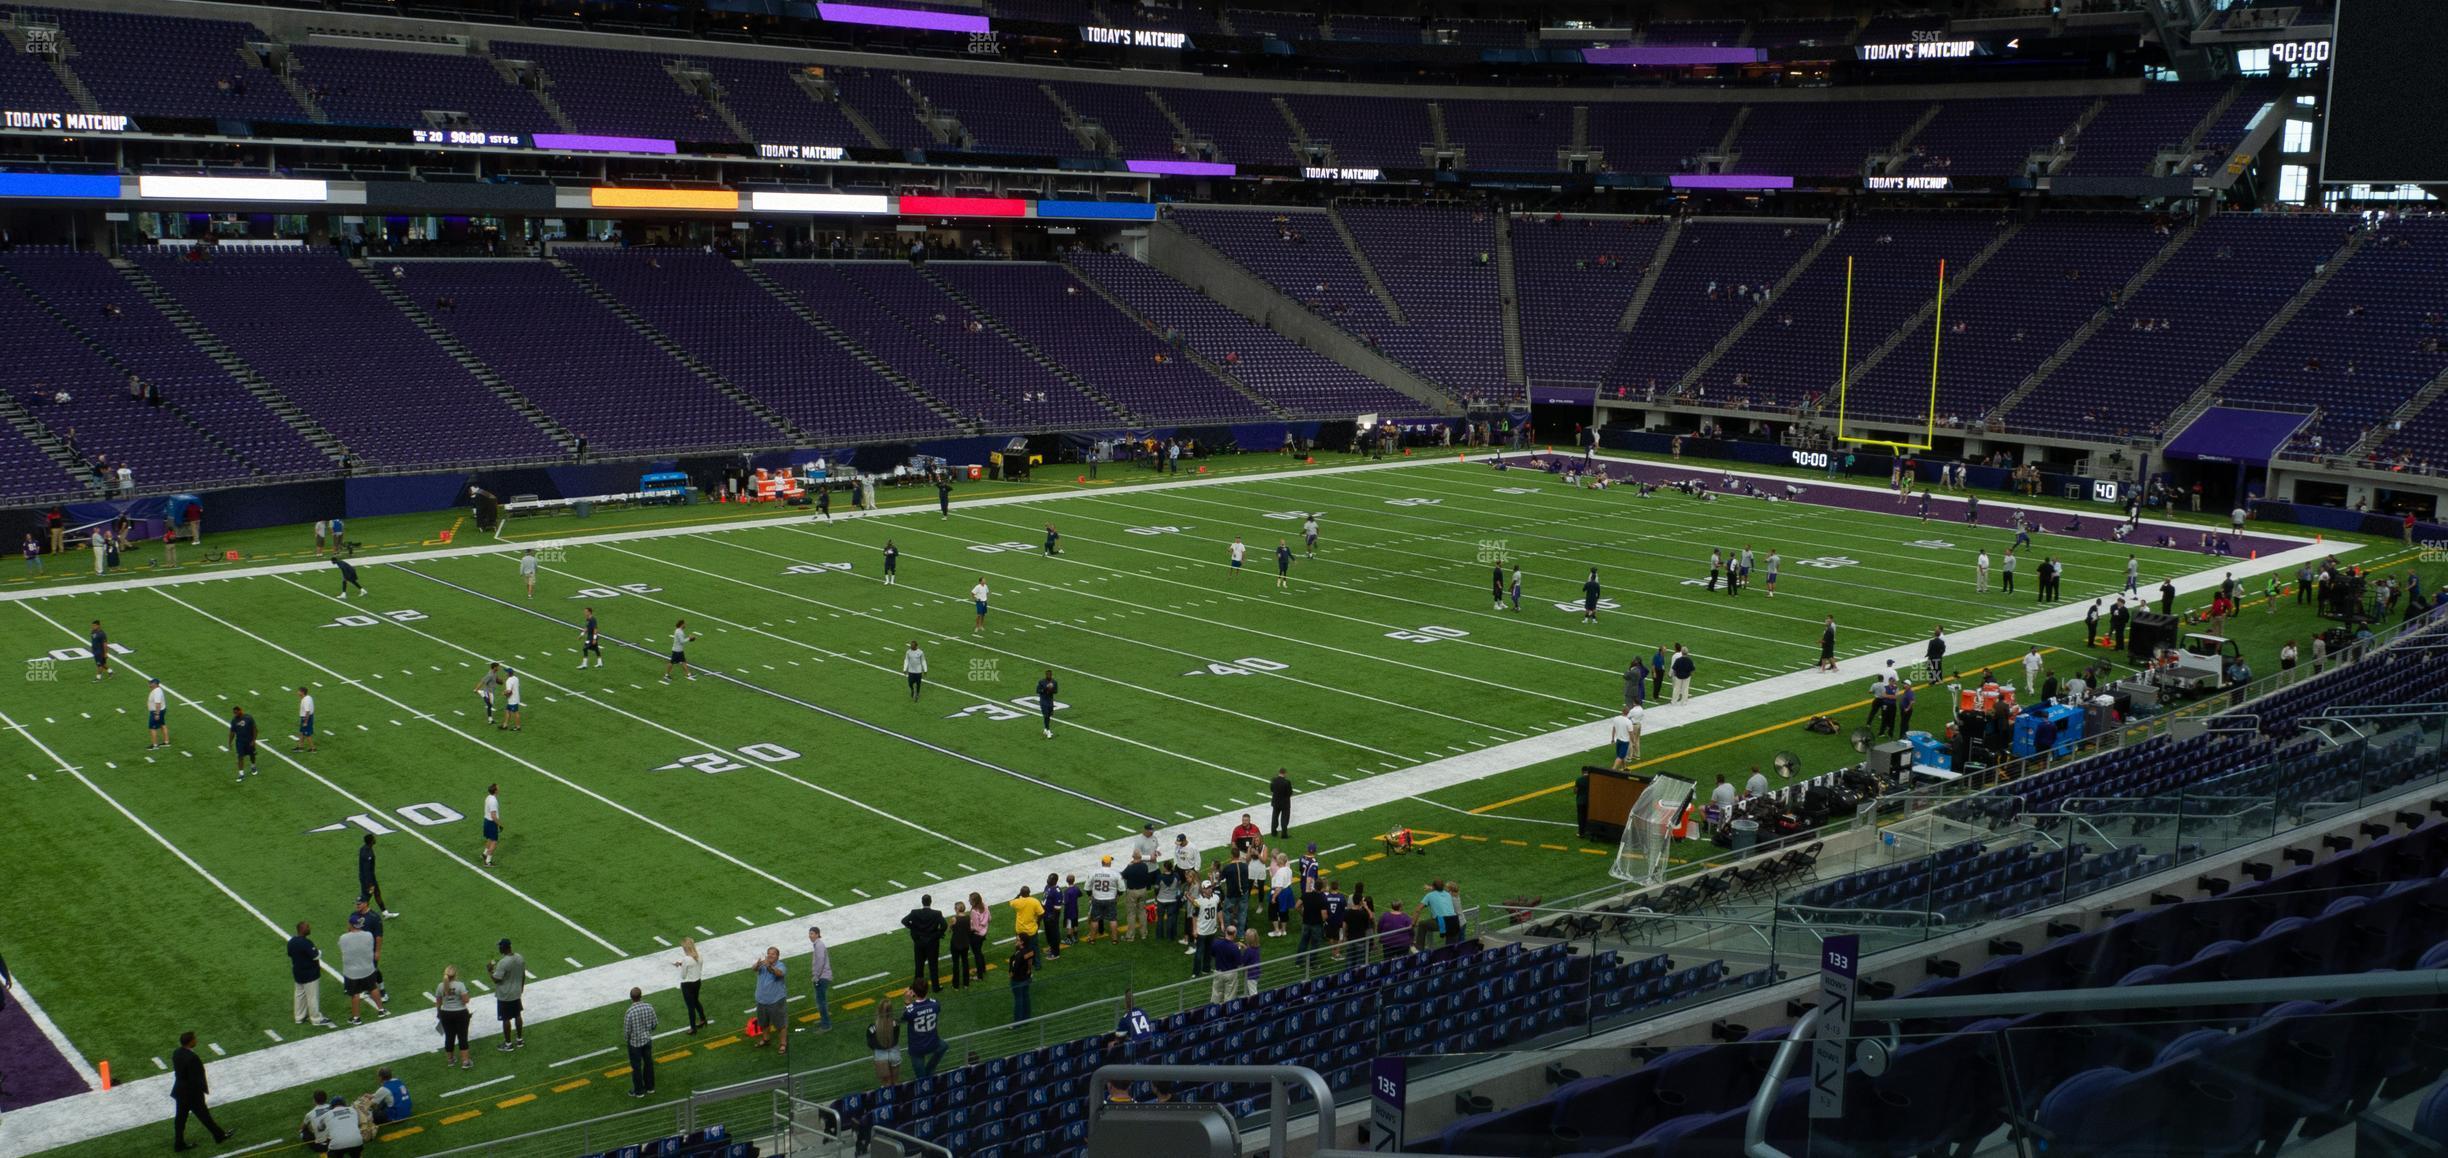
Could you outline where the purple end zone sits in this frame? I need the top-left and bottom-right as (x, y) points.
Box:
(1517, 453), (2308, 561)
(0, 998), (93, 1112)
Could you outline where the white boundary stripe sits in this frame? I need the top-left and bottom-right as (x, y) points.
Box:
(0, 702), (345, 993)
(0, 456), (2364, 1155)
(0, 974), (105, 1092)
(14, 598), (629, 961)
(438, 1072), (519, 1098)
(266, 570), (1011, 874)
(0, 454), (1472, 607)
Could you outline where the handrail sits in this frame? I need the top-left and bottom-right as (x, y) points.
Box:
(1086, 1063), (1337, 1158)
(1744, 1007), (1818, 1158)
(1854, 968), (2448, 1021)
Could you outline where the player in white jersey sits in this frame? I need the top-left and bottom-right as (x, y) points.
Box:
(1975, 550), (1991, 593)
(971, 579), (991, 634)
(518, 549), (538, 598)
(294, 686), (318, 752)
(1228, 537), (1245, 579)
(146, 677), (170, 749)
(500, 669), (523, 731)
(663, 621), (699, 682)
(1301, 515), (1319, 558)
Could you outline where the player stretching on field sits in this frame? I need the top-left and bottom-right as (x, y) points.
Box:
(475, 662), (502, 723)
(1301, 515), (1320, 558)
(146, 677), (169, 749)
(519, 549), (538, 598)
(1276, 540), (1293, 591)
(972, 578), (991, 634)
(664, 622), (699, 682)
(1229, 537), (1245, 578)
(1043, 525), (1061, 557)
(579, 607), (604, 669)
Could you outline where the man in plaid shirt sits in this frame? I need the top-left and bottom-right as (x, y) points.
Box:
(623, 987), (658, 1097)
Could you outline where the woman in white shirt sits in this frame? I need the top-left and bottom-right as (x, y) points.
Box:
(673, 938), (707, 1034)
(1269, 853), (1294, 938)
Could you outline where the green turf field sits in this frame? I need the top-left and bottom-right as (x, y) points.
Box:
(1, 450), (2408, 1156)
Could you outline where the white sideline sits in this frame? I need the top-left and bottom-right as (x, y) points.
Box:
(0, 450), (2357, 1156)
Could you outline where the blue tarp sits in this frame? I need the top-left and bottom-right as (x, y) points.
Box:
(2162, 406), (2309, 467)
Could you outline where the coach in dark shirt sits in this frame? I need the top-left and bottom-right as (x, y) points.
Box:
(172, 1030), (232, 1149)
(901, 897), (947, 990)
(1269, 769), (1294, 839)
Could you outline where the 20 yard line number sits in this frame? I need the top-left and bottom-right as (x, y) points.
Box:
(653, 741), (802, 774)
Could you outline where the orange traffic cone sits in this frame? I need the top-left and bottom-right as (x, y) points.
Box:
(1303, 455), (1315, 464)
(742, 1015), (762, 1040)
(437, 530), (453, 544)
(1076, 475), (1086, 484)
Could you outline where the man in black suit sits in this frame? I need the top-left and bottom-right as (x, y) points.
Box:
(1269, 768), (1294, 839)
(171, 1030), (233, 1150)
(900, 896), (946, 991)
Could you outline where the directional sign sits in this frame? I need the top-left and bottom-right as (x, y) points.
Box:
(1812, 934), (1858, 1119)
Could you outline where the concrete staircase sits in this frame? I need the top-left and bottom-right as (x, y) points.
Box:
(899, 74), (965, 148)
(672, 61), (754, 144)
(1879, 103), (1946, 172)
(0, 263), (262, 479)
(1273, 95), (1319, 162)
(1712, 107), (1751, 167)
(276, 68), (327, 122)
(2165, 228), (2371, 432)
(1570, 105), (1590, 151)
(495, 57), (577, 132)
(1325, 206), (1408, 324)
(109, 258), (351, 465)
(1146, 220), (1455, 412)
(352, 260), (575, 453)
(2348, 363), (2448, 459)
(1038, 82), (1102, 155)
(0, 392), (101, 493)
(735, 262), (977, 434)
(1994, 219), (2200, 420)
(1146, 89), (1203, 157)
(1059, 261), (1292, 419)
(2174, 80), (2245, 169)
(918, 269), (1141, 424)
(547, 258), (806, 442)
(1493, 212), (1525, 385)
(3, 23), (102, 114)
(1825, 222), (2024, 404)
(1619, 219), (1684, 332)
(794, 72), (888, 148)
(1675, 226), (1838, 391)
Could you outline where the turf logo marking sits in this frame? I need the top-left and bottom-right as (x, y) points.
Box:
(966, 541), (1038, 554)
(1385, 625), (1469, 644)
(1385, 497), (1442, 507)
(1183, 658), (1287, 676)
(1792, 556), (1861, 569)
(1555, 598), (1622, 613)
(24, 656), (56, 682)
(968, 657), (1002, 684)
(568, 583), (662, 599)
(319, 609), (429, 628)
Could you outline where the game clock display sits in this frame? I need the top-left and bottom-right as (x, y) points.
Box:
(2269, 39), (2332, 65)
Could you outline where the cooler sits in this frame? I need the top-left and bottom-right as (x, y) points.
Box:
(1906, 730), (1949, 770)
(1729, 818), (1759, 852)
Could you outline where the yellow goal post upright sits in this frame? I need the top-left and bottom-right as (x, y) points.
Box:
(1831, 255), (1946, 455)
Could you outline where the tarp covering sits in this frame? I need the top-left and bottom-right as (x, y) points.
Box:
(2162, 406), (2309, 467)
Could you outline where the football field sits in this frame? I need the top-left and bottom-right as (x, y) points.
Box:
(0, 452), (2350, 1154)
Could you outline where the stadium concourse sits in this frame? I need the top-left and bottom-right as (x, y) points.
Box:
(0, 452), (2341, 1154)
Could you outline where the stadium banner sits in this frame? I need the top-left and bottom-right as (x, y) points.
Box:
(590, 187), (741, 211)
(363, 181), (556, 212)
(1034, 200), (1157, 220)
(1125, 158), (1235, 177)
(1581, 45), (1768, 65)
(136, 175), (329, 202)
(900, 194), (1028, 217)
(0, 172), (120, 199)
(749, 191), (891, 214)
(1079, 25), (1191, 49)
(535, 132), (678, 155)
(816, 2), (989, 33)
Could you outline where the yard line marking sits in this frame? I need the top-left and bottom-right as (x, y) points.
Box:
(1320, 843), (1356, 856)
(851, 887), (870, 898)
(776, 906), (794, 915)
(220, 1142), (280, 1157)
(439, 1110), (483, 1126)
(653, 935), (673, 947)
(549, 1046), (618, 1068)
(552, 1079), (591, 1093)
(736, 916), (755, 927)
(781, 525), (1540, 738)
(498, 1093), (537, 1109)
(695, 925), (716, 936)
(1022, 847), (1043, 856)
(886, 879), (907, 889)
(207, 1043), (225, 1056)
(564, 956), (585, 969)
(923, 871), (943, 881)
(151, 1058), (165, 1071)
(243, 578), (853, 908)
(398, 565), (1083, 853)
(0, 699), (346, 1002)
(263, 1029), (282, 1042)
(960, 863), (979, 872)
(440, 1074), (518, 1098)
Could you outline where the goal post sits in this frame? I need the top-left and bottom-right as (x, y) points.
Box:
(1831, 256), (1946, 454)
